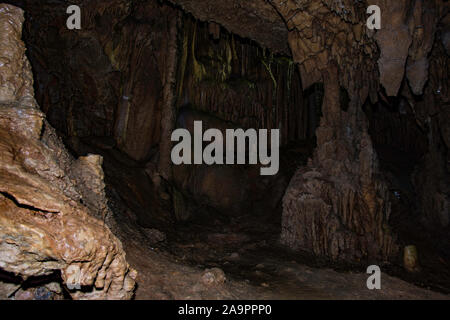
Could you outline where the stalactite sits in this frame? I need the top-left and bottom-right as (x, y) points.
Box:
(176, 19), (307, 146)
(191, 21), (206, 84)
(175, 19), (189, 109)
(158, 13), (179, 181)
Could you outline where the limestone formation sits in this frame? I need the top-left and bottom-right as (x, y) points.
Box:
(0, 4), (136, 300)
(281, 64), (397, 262)
(266, 0), (448, 263)
(261, 1), (393, 262)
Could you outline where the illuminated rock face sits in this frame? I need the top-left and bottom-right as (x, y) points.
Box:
(262, 1), (394, 262)
(0, 4), (136, 300)
(0, 4), (34, 107)
(268, 0), (448, 263)
(280, 65), (398, 262)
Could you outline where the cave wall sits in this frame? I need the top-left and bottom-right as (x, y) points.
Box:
(163, 18), (308, 222)
(167, 0), (290, 54)
(412, 38), (450, 230)
(20, 0), (177, 162)
(268, 0), (396, 262)
(0, 4), (136, 299)
(20, 0), (309, 157)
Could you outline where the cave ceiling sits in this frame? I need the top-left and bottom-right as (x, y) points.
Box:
(167, 0), (290, 54)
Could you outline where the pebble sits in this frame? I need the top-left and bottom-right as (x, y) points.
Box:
(201, 268), (226, 286)
(229, 252), (240, 260)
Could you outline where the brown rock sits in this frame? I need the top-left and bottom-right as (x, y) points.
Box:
(0, 4), (136, 300)
(280, 65), (398, 262)
(201, 268), (226, 286)
(403, 245), (421, 273)
(0, 4), (35, 107)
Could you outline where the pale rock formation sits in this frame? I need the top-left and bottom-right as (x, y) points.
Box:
(0, 4), (136, 300)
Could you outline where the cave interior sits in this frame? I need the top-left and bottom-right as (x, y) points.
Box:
(0, 0), (449, 300)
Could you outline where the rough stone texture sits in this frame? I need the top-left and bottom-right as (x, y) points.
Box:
(264, 0), (449, 263)
(372, 0), (445, 96)
(0, 4), (136, 300)
(269, 0), (379, 97)
(373, 0), (413, 96)
(71, 154), (108, 221)
(172, 107), (288, 221)
(109, 2), (174, 161)
(22, 0), (130, 140)
(200, 268), (226, 286)
(406, 0), (440, 96)
(412, 41), (450, 230)
(169, 0), (289, 54)
(261, 1), (394, 262)
(175, 17), (306, 146)
(281, 65), (397, 262)
(158, 12), (179, 181)
(19, 0), (177, 162)
(0, 4), (34, 107)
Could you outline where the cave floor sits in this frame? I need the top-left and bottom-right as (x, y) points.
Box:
(115, 204), (449, 300)
(122, 221), (449, 300)
(72, 138), (449, 300)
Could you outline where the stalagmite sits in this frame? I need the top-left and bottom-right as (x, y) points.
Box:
(269, 0), (398, 262)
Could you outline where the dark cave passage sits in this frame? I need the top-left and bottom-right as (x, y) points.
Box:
(364, 90), (450, 293)
(20, 5), (321, 233)
(16, 2), (321, 293)
(0, 0), (449, 300)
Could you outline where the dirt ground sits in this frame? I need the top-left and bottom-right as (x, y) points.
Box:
(123, 229), (449, 300)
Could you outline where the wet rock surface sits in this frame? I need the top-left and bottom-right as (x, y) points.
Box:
(0, 4), (136, 300)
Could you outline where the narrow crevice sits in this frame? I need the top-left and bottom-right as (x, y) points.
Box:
(0, 191), (60, 216)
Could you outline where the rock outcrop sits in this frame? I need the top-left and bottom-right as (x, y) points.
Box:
(21, 0), (177, 162)
(0, 4), (136, 300)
